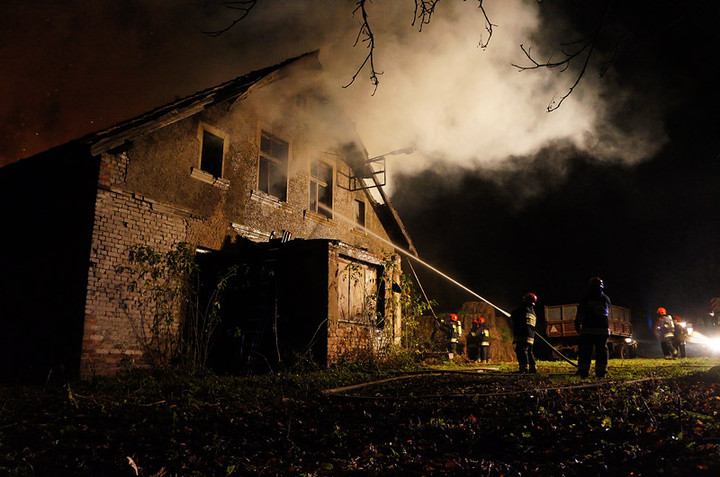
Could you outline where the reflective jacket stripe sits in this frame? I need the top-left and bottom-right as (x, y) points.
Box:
(526, 313), (536, 327)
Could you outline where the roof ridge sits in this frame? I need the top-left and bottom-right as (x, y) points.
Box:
(85, 50), (319, 154)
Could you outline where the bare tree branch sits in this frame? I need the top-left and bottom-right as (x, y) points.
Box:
(343, 0), (494, 92)
(475, 1), (495, 49)
(203, 0), (706, 110)
(512, 1), (612, 112)
(412, 0), (441, 31)
(513, 35), (596, 112)
(343, 0), (382, 94)
(204, 1), (259, 37)
(206, 0), (493, 94)
(412, 1), (494, 47)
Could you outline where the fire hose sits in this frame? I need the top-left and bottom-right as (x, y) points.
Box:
(406, 261), (578, 367)
(319, 203), (580, 368)
(529, 330), (579, 368)
(393, 237), (580, 368)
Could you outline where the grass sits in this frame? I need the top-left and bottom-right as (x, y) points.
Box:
(8, 356), (711, 407)
(420, 356), (719, 377)
(1, 357), (719, 476)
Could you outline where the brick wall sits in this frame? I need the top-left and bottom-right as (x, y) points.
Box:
(82, 153), (189, 377)
(80, 78), (408, 374)
(325, 243), (398, 364)
(328, 322), (390, 363)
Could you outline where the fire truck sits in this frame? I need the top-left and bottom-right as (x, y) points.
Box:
(544, 304), (637, 359)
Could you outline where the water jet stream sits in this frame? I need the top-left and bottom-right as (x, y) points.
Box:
(319, 202), (579, 367)
(318, 203), (510, 317)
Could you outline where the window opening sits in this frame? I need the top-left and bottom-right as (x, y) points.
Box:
(338, 258), (381, 326)
(310, 160), (333, 218)
(258, 131), (289, 201)
(200, 130), (225, 178)
(354, 199), (366, 227)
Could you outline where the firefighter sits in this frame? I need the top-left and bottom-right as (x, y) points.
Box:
(511, 293), (538, 373)
(478, 317), (491, 363)
(655, 307), (676, 359)
(441, 313), (462, 359)
(574, 277), (611, 378)
(466, 319), (481, 362)
(672, 315), (687, 358)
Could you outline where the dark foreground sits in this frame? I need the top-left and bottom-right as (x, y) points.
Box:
(1, 359), (719, 476)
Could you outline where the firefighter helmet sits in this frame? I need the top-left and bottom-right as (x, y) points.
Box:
(657, 307), (667, 315)
(523, 293), (537, 305)
(477, 317), (485, 324)
(450, 313), (458, 321)
(589, 276), (604, 290)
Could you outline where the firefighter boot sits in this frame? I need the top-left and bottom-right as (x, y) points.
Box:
(596, 356), (608, 378)
(575, 366), (590, 378)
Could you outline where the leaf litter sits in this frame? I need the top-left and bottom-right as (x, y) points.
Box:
(0, 360), (719, 476)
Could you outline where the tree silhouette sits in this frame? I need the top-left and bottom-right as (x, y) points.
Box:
(207, 0), (712, 110)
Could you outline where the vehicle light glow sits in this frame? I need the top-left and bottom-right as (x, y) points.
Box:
(687, 331), (720, 353)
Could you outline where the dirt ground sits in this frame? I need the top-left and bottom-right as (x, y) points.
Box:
(1, 359), (719, 476)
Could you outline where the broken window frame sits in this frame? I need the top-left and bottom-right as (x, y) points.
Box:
(197, 123), (227, 178)
(258, 130), (289, 202)
(309, 159), (334, 218)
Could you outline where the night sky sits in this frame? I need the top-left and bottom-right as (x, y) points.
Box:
(2, 1), (719, 329)
(392, 1), (720, 327)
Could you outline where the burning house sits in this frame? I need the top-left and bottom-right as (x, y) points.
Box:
(0, 51), (415, 381)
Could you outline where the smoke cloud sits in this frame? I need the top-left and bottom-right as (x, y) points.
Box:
(1, 0), (666, 172)
(316, 1), (667, 182)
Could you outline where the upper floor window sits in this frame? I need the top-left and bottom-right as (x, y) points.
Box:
(200, 128), (225, 178)
(310, 160), (333, 218)
(354, 199), (366, 227)
(258, 131), (289, 201)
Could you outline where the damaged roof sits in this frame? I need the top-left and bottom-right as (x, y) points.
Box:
(87, 50), (322, 156)
(15, 49), (417, 255)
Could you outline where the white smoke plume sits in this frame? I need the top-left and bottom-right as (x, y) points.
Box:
(314, 0), (666, 180)
(1, 0), (666, 172)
